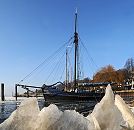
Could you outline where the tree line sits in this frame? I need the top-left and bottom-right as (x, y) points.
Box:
(92, 58), (134, 85)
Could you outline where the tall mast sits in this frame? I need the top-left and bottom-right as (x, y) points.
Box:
(65, 48), (68, 91)
(74, 9), (78, 90)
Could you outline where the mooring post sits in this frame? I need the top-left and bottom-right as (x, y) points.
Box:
(27, 90), (29, 98)
(15, 84), (17, 101)
(36, 89), (37, 98)
(1, 83), (5, 101)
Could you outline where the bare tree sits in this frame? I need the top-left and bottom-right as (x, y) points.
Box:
(124, 58), (134, 72)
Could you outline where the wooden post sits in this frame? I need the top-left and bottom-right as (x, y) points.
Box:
(36, 89), (37, 98)
(1, 83), (5, 101)
(27, 89), (29, 98)
(15, 84), (17, 101)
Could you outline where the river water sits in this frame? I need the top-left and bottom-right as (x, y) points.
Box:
(0, 97), (96, 124)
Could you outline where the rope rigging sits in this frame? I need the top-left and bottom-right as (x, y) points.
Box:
(45, 49), (66, 83)
(50, 42), (74, 83)
(19, 37), (74, 84)
(78, 37), (99, 77)
(79, 37), (98, 69)
(18, 10), (98, 92)
(25, 47), (66, 85)
(18, 35), (99, 93)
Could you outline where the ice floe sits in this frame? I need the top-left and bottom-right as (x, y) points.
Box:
(115, 95), (134, 129)
(87, 85), (125, 130)
(0, 97), (40, 130)
(1, 84), (134, 130)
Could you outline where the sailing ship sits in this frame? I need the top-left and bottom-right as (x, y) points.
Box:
(15, 12), (134, 102)
(41, 11), (111, 101)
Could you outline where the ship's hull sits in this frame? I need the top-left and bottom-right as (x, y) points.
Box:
(43, 92), (134, 102)
(43, 92), (105, 101)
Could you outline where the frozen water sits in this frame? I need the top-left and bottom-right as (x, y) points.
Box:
(0, 97), (40, 130)
(115, 95), (134, 129)
(87, 84), (124, 130)
(52, 110), (98, 130)
(34, 104), (97, 130)
(1, 85), (134, 130)
(34, 104), (62, 130)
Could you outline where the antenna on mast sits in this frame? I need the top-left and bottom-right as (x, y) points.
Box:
(74, 8), (78, 34)
(75, 8), (78, 15)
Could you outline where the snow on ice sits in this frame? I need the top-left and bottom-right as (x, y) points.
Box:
(1, 85), (134, 130)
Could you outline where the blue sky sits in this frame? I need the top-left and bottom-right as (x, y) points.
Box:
(0, 0), (134, 96)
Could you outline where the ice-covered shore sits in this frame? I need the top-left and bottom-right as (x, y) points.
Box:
(1, 85), (134, 130)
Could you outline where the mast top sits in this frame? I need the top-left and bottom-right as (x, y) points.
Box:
(75, 8), (77, 14)
(74, 9), (78, 34)
(74, 9), (78, 44)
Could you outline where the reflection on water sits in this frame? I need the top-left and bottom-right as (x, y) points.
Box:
(0, 98), (96, 124)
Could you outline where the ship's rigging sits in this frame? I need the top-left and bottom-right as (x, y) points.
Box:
(17, 11), (98, 94)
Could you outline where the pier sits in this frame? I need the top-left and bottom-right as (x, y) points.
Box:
(15, 84), (42, 101)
